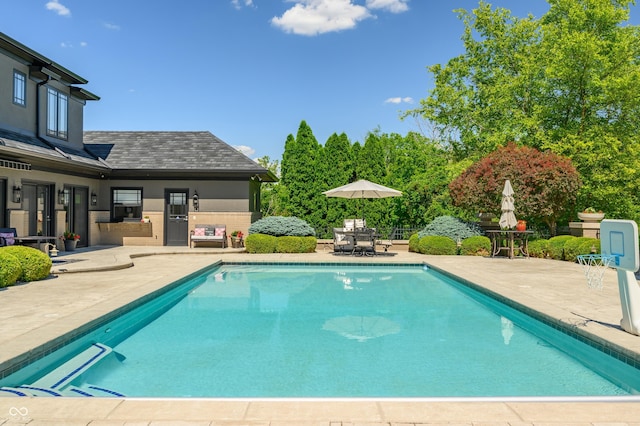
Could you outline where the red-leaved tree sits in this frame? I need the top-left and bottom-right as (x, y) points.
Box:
(449, 143), (581, 235)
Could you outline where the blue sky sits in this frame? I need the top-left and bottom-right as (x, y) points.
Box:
(2, 1), (639, 162)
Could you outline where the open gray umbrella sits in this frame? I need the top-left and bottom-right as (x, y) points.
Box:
(322, 315), (401, 342)
(498, 179), (517, 229)
(322, 179), (402, 221)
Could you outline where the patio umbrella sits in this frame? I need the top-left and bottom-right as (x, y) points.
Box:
(322, 179), (402, 221)
(322, 315), (401, 342)
(498, 179), (517, 230)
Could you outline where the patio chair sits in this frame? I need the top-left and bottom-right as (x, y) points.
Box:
(343, 219), (366, 231)
(375, 227), (395, 253)
(332, 228), (354, 255)
(353, 228), (375, 256)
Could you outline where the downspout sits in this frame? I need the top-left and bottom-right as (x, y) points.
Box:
(35, 75), (51, 142)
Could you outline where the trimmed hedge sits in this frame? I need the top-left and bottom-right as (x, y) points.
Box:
(417, 235), (457, 255)
(245, 234), (278, 253)
(564, 237), (600, 262)
(0, 245), (52, 282)
(459, 236), (491, 256)
(408, 233), (420, 252)
(527, 239), (550, 258)
(276, 236), (317, 253)
(0, 251), (22, 288)
(547, 235), (576, 260)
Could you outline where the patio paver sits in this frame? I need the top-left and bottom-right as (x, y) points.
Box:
(1, 245), (639, 425)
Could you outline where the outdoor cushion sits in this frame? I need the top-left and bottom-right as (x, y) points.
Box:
(193, 228), (205, 236)
(215, 228), (225, 236)
(0, 232), (15, 245)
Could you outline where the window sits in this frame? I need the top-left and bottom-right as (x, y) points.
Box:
(47, 87), (68, 139)
(13, 70), (26, 106)
(112, 188), (142, 222)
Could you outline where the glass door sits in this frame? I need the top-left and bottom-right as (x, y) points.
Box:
(63, 186), (88, 247)
(23, 183), (54, 236)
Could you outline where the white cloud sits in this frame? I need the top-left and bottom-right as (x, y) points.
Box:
(272, 0), (372, 36)
(384, 96), (413, 104)
(234, 145), (256, 157)
(103, 22), (121, 31)
(45, 0), (71, 17)
(80, 41), (88, 47)
(231, 0), (254, 9)
(366, 0), (409, 13)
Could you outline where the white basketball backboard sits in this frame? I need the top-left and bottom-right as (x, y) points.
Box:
(600, 219), (639, 271)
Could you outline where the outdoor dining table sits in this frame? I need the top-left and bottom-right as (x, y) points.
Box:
(486, 230), (534, 259)
(342, 228), (378, 256)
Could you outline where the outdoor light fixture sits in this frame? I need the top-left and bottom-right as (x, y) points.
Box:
(12, 185), (21, 203)
(58, 189), (65, 205)
(192, 191), (199, 212)
(91, 192), (97, 206)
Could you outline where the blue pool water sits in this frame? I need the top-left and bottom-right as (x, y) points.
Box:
(4, 263), (640, 397)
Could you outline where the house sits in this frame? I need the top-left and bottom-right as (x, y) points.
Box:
(0, 31), (275, 249)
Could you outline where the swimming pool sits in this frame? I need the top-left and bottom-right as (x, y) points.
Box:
(2, 263), (639, 397)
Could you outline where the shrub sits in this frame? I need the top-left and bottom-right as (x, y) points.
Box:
(408, 233), (420, 252)
(276, 236), (317, 253)
(527, 239), (549, 258)
(244, 233), (277, 253)
(0, 251), (22, 287)
(418, 235), (457, 255)
(249, 216), (315, 237)
(418, 216), (484, 242)
(0, 246), (52, 282)
(459, 236), (491, 256)
(547, 235), (576, 260)
(564, 237), (600, 262)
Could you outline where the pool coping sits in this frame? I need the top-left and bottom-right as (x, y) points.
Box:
(3, 259), (639, 391)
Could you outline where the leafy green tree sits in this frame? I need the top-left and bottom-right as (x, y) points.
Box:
(256, 155), (283, 217)
(407, 0), (640, 222)
(449, 143), (581, 235)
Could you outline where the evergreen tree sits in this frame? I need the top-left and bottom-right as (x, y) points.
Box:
(279, 121), (324, 226)
(321, 133), (354, 229)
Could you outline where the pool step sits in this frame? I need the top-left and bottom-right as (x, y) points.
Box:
(32, 342), (113, 390)
(0, 343), (125, 397)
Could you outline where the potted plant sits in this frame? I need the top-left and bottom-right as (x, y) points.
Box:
(61, 231), (80, 251)
(230, 231), (244, 248)
(577, 207), (605, 222)
(141, 216), (151, 223)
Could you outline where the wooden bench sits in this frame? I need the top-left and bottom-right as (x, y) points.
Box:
(190, 224), (227, 248)
(0, 227), (17, 246)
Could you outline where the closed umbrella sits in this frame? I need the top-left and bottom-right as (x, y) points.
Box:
(322, 179), (402, 221)
(499, 179), (517, 230)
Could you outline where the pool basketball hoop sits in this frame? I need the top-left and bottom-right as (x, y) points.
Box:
(596, 219), (640, 336)
(576, 254), (615, 290)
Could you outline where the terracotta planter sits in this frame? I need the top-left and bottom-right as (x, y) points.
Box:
(516, 220), (527, 232)
(64, 239), (78, 251)
(577, 212), (605, 222)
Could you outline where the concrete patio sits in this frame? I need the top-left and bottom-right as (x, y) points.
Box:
(1, 245), (640, 425)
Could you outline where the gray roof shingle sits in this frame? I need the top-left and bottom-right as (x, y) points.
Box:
(83, 131), (275, 180)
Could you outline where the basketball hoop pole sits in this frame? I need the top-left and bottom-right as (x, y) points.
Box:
(599, 219), (640, 336)
(617, 268), (640, 335)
